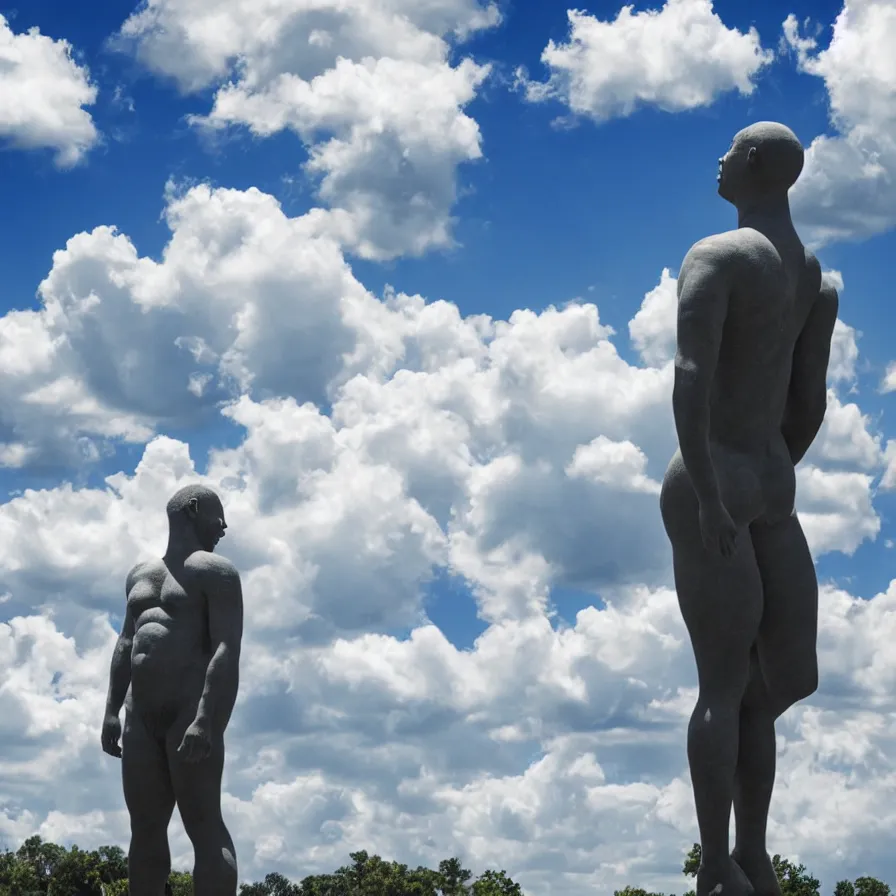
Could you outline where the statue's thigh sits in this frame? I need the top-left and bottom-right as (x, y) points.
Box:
(752, 512), (818, 708)
(166, 717), (226, 836)
(672, 527), (764, 696)
(122, 711), (175, 827)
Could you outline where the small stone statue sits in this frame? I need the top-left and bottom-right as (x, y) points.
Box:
(102, 485), (243, 896)
(660, 122), (837, 896)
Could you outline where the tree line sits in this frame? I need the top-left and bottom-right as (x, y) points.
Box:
(0, 836), (889, 896)
(0, 838), (521, 895)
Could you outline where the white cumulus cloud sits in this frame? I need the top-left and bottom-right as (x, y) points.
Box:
(0, 13), (98, 166)
(112, 0), (500, 260)
(785, 1), (896, 245)
(518, 0), (773, 122)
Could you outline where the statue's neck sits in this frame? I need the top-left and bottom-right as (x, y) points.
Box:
(736, 193), (796, 238)
(163, 528), (202, 565)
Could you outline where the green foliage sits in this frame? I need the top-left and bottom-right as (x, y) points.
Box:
(855, 878), (892, 896)
(240, 871), (302, 895)
(773, 855), (821, 896)
(95, 846), (127, 877)
(248, 850), (524, 896)
(103, 882), (129, 896)
(439, 858), (473, 896)
(832, 877), (892, 896)
(0, 836), (129, 896)
(1, 833), (891, 896)
(471, 870), (523, 896)
(682, 845), (701, 878)
(0, 835), (190, 896)
(169, 869), (196, 896)
(614, 887), (669, 896)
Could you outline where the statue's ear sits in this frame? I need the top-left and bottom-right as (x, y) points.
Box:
(747, 146), (759, 167)
(185, 497), (200, 519)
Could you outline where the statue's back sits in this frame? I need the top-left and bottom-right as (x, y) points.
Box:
(704, 227), (822, 457)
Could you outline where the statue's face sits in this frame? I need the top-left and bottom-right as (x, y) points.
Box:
(717, 138), (745, 205)
(718, 131), (761, 206)
(188, 497), (227, 552)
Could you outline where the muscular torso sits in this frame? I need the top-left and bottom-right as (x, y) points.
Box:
(126, 557), (211, 731)
(676, 226), (822, 524)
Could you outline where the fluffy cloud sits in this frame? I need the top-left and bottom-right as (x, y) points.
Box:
(0, 184), (682, 608)
(0, 14), (98, 166)
(628, 267), (677, 368)
(878, 440), (896, 493)
(3, 201), (878, 587)
(785, 1), (896, 244)
(0, 178), (891, 893)
(882, 363), (896, 395)
(112, 0), (499, 260)
(0, 183), (379, 468)
(518, 0), (772, 122)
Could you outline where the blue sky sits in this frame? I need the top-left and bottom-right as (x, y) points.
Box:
(0, 0), (895, 893)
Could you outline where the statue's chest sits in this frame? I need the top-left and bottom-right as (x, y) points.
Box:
(128, 571), (200, 620)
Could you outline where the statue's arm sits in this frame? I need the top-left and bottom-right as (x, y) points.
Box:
(672, 240), (732, 508)
(195, 559), (243, 731)
(781, 282), (838, 465)
(105, 572), (136, 717)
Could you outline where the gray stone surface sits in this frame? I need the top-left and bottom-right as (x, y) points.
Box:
(660, 122), (838, 896)
(102, 484), (243, 896)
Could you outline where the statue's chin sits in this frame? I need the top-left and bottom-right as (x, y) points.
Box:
(717, 184), (735, 205)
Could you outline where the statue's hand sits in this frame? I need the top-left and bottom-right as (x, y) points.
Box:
(177, 718), (213, 763)
(101, 713), (122, 759)
(699, 500), (738, 558)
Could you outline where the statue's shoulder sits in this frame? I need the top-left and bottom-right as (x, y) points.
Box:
(187, 550), (240, 581)
(125, 558), (162, 590)
(681, 229), (767, 274)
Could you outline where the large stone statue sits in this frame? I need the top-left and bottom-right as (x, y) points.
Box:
(660, 122), (837, 896)
(101, 485), (243, 896)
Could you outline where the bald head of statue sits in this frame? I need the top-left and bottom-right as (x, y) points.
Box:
(717, 121), (804, 206)
(165, 484), (227, 554)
